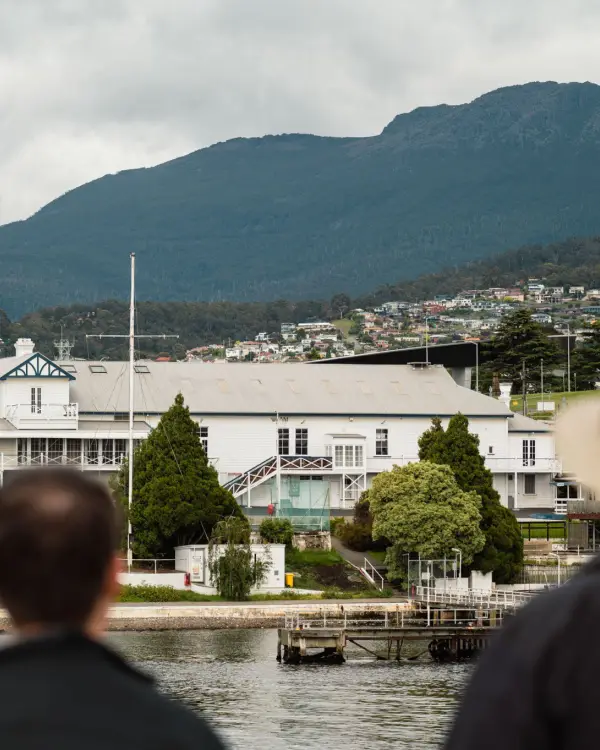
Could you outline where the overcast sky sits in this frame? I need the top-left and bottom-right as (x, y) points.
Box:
(0, 0), (598, 225)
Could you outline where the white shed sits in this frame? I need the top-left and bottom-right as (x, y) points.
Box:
(174, 543), (286, 594)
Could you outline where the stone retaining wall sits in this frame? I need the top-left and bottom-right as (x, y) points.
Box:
(0, 600), (409, 632)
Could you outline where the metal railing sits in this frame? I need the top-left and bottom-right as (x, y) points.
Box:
(567, 499), (600, 516)
(118, 558), (176, 574)
(414, 585), (535, 609)
(223, 455), (334, 498)
(283, 609), (505, 631)
(5, 402), (78, 427)
(1, 454), (127, 470)
(362, 558), (385, 591)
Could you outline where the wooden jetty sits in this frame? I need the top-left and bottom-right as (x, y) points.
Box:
(277, 606), (506, 664)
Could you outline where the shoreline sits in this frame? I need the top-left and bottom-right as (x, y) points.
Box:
(2, 599), (411, 633)
(106, 599), (410, 631)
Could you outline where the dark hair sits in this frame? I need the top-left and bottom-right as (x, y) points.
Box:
(0, 468), (119, 628)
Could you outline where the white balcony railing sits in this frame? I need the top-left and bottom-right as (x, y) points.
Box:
(5, 403), (79, 429)
(365, 455), (562, 474)
(0, 453), (125, 471)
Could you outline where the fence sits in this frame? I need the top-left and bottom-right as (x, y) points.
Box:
(414, 585), (535, 609)
(118, 558), (176, 574)
(283, 609), (505, 631)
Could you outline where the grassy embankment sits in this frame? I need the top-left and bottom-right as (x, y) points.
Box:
(510, 389), (599, 418)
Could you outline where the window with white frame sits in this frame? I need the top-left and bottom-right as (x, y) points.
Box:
(17, 438), (27, 465)
(114, 439), (127, 462)
(355, 445), (364, 467)
(101, 439), (115, 465)
(376, 428), (389, 456)
(334, 445), (344, 467)
(48, 439), (63, 463)
(344, 445), (354, 467)
(524, 474), (536, 495)
(522, 439), (536, 467)
(334, 444), (364, 468)
(295, 428), (308, 456)
(84, 439), (99, 465)
(277, 428), (290, 456)
(199, 426), (208, 455)
(30, 387), (42, 414)
(66, 439), (81, 464)
(30, 438), (46, 463)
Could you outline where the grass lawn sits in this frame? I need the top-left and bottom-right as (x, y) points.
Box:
(510, 389), (600, 415)
(118, 583), (323, 603)
(367, 550), (387, 564)
(521, 525), (566, 540)
(285, 548), (345, 590)
(331, 319), (353, 338)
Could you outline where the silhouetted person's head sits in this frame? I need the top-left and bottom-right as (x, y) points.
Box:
(0, 469), (120, 635)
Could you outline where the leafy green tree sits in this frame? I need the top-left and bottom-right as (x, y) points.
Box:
(572, 323), (600, 390)
(369, 462), (485, 579)
(209, 517), (269, 601)
(117, 393), (243, 557)
(482, 309), (561, 393)
(418, 414), (523, 583)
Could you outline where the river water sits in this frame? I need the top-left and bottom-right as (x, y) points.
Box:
(111, 630), (470, 750)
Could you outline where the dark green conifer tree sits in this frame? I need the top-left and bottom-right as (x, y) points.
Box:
(116, 393), (243, 557)
(418, 413), (523, 583)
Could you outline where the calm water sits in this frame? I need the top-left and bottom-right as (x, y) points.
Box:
(110, 630), (470, 750)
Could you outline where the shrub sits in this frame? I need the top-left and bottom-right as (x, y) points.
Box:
(118, 584), (217, 602)
(329, 517), (347, 537)
(338, 522), (373, 551)
(259, 517), (294, 547)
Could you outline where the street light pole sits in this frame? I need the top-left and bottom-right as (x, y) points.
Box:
(551, 552), (561, 586)
(452, 547), (462, 580)
(425, 316), (429, 364)
(567, 324), (571, 393)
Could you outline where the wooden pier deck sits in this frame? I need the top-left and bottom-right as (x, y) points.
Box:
(277, 607), (505, 664)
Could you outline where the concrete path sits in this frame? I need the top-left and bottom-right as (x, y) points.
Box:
(331, 536), (382, 570)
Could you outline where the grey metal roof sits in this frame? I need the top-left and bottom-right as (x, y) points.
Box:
(65, 361), (511, 418)
(0, 355), (31, 378)
(508, 413), (552, 433)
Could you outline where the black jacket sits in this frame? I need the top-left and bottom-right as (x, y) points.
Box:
(0, 631), (225, 749)
(444, 562), (600, 750)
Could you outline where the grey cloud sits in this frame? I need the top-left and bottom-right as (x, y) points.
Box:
(0, 0), (599, 223)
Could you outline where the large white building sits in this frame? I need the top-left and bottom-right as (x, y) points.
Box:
(0, 338), (567, 520)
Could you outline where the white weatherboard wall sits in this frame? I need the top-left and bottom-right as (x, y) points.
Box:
(2, 377), (70, 415)
(178, 414), (514, 480)
(175, 544), (286, 594)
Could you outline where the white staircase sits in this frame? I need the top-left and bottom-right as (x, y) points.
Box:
(222, 455), (334, 499)
(360, 557), (386, 591)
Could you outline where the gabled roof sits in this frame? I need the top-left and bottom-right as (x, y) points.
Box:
(64, 360), (511, 418)
(0, 353), (75, 381)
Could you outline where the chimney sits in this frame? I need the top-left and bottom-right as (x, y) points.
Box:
(14, 338), (35, 358)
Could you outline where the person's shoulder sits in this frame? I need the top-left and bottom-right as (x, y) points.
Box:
(155, 696), (226, 749)
(490, 568), (600, 660)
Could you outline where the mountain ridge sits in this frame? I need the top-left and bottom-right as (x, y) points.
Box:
(2, 81), (600, 316)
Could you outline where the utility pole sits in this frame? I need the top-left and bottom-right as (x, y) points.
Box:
(425, 316), (429, 364)
(540, 358), (544, 402)
(522, 360), (526, 416)
(567, 324), (571, 393)
(86, 253), (178, 571)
